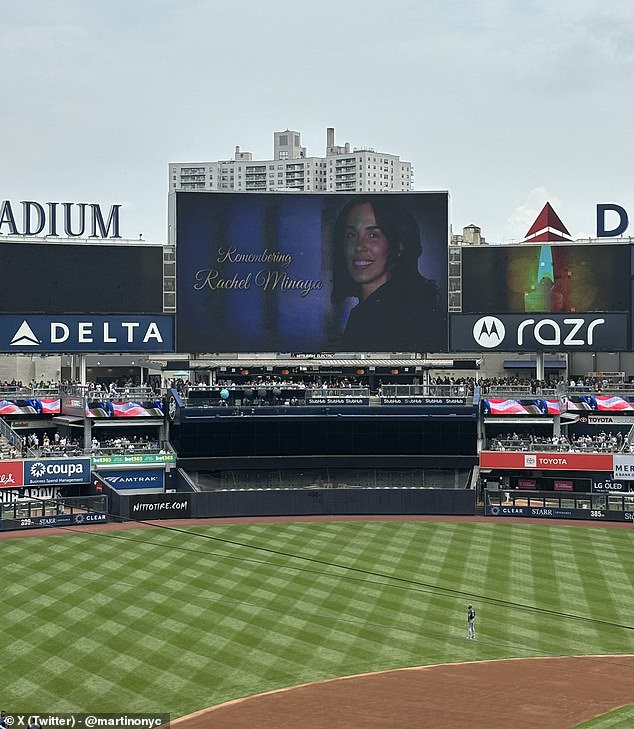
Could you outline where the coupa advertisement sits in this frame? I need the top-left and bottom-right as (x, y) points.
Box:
(24, 458), (90, 486)
(0, 458), (90, 487)
(174, 191), (449, 353)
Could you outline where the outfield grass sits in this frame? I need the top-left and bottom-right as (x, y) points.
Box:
(2, 520), (634, 717)
(571, 705), (634, 728)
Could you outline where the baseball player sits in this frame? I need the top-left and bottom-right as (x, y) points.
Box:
(467, 604), (476, 639)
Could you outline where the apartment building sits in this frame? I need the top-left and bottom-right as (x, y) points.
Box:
(169, 127), (413, 193)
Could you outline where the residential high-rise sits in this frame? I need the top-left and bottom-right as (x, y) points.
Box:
(169, 127), (413, 193)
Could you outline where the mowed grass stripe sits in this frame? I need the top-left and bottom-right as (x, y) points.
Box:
(572, 705), (634, 728)
(2, 521), (634, 717)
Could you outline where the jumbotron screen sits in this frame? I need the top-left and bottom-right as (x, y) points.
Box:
(174, 191), (449, 353)
(0, 242), (164, 314)
(461, 244), (630, 314)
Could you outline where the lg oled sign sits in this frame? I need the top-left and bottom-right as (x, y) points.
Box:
(174, 191), (449, 353)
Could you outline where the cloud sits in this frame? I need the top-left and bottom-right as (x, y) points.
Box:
(503, 188), (563, 244)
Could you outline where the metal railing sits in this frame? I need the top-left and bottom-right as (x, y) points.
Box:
(484, 386), (558, 397)
(61, 385), (159, 400)
(380, 384), (470, 398)
(486, 438), (628, 454)
(0, 417), (23, 453)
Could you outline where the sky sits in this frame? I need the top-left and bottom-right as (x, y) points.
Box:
(2, 0), (634, 244)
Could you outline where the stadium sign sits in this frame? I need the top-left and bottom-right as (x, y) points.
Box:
(591, 476), (627, 492)
(0, 486), (63, 502)
(24, 458), (90, 486)
(0, 315), (174, 352)
(128, 492), (192, 519)
(0, 200), (121, 238)
(380, 396), (469, 406)
(105, 469), (164, 489)
(451, 314), (628, 352)
(92, 453), (176, 467)
(597, 203), (629, 237)
(486, 505), (620, 520)
(613, 455), (634, 480)
(0, 512), (107, 531)
(581, 415), (634, 425)
(480, 451), (613, 471)
(0, 461), (24, 487)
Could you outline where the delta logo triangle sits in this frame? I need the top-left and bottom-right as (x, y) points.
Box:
(10, 320), (40, 346)
(523, 202), (573, 243)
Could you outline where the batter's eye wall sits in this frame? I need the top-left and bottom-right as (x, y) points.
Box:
(172, 418), (477, 458)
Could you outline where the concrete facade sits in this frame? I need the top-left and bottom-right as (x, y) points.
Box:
(169, 127), (413, 194)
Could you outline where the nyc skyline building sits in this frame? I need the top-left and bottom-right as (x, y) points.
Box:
(169, 127), (413, 194)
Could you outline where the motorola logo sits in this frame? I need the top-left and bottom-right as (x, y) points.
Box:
(473, 316), (505, 348)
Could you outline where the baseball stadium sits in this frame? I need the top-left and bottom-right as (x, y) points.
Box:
(1, 192), (634, 728)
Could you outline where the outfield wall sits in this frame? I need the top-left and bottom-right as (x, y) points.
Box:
(113, 487), (476, 521)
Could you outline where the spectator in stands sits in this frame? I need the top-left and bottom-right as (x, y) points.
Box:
(331, 195), (443, 352)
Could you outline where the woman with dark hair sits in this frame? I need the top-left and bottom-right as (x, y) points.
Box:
(331, 195), (443, 352)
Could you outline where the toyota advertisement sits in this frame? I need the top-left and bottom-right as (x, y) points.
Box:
(174, 191), (449, 353)
(480, 451), (613, 472)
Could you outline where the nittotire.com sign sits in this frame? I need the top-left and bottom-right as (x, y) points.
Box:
(128, 493), (191, 520)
